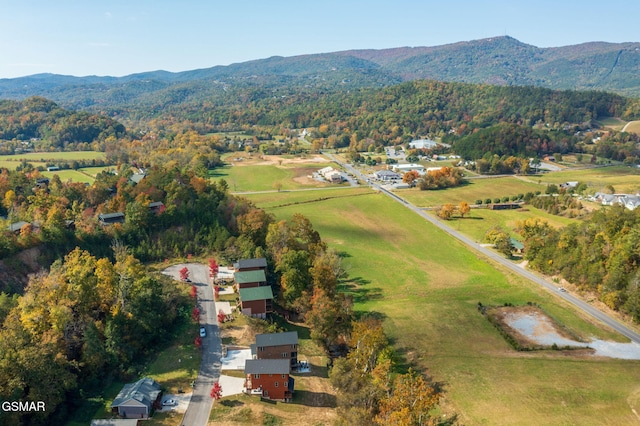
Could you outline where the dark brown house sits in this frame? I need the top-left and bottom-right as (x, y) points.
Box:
(252, 331), (298, 368)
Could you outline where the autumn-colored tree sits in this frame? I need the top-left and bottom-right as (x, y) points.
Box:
(210, 382), (223, 400)
(374, 369), (440, 426)
(192, 306), (200, 321)
(402, 170), (420, 185)
(194, 336), (202, 348)
(208, 258), (219, 278)
(214, 286), (220, 301)
(348, 318), (388, 374)
(217, 309), (226, 323)
(458, 201), (471, 218)
(437, 203), (456, 220)
(190, 285), (198, 299)
(179, 267), (190, 282)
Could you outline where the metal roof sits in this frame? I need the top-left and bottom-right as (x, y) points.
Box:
(234, 257), (267, 270)
(255, 331), (298, 347)
(234, 269), (266, 284)
(244, 358), (290, 375)
(239, 286), (273, 302)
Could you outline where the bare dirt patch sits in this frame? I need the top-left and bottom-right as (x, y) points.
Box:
(487, 305), (587, 350)
(230, 154), (330, 167)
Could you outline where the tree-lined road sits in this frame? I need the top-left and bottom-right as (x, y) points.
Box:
(178, 264), (223, 426)
(324, 152), (640, 344)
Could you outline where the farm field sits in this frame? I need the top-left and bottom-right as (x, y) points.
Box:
(212, 154), (339, 192)
(244, 188), (640, 425)
(40, 167), (112, 184)
(398, 176), (544, 207)
(0, 151), (108, 172)
(529, 166), (640, 194)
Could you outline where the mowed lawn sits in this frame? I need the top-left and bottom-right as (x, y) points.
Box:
(399, 176), (544, 207)
(531, 166), (640, 194)
(211, 163), (336, 192)
(245, 189), (640, 425)
(445, 207), (578, 242)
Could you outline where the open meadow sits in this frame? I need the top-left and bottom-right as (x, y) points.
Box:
(521, 166), (640, 194)
(243, 187), (640, 425)
(399, 176), (544, 207)
(213, 154), (341, 192)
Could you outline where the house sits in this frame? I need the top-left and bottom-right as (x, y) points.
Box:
(148, 201), (165, 214)
(618, 195), (640, 211)
(234, 269), (267, 289)
(110, 377), (161, 419)
(510, 238), (525, 254)
(8, 221), (30, 233)
(46, 166), (60, 172)
(99, 212), (125, 225)
(559, 181), (579, 190)
(426, 166), (446, 174)
(374, 170), (401, 181)
(409, 139), (438, 150)
(234, 258), (267, 272)
(244, 359), (294, 401)
(252, 331), (298, 367)
(130, 173), (146, 184)
(239, 286), (274, 318)
(392, 163), (425, 174)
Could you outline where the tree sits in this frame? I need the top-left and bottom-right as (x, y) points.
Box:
(437, 203), (456, 220)
(458, 201), (470, 218)
(179, 267), (190, 282)
(209, 258), (219, 279)
(374, 369), (440, 426)
(217, 309), (226, 323)
(210, 382), (223, 400)
(402, 170), (420, 186)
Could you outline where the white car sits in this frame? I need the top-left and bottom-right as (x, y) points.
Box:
(199, 327), (206, 337)
(162, 399), (176, 406)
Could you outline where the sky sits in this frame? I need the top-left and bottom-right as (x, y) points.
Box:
(0, 0), (639, 79)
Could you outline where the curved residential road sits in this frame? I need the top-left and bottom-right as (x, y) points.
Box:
(180, 264), (223, 426)
(323, 152), (640, 344)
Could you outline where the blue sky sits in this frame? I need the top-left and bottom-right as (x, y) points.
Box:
(0, 0), (638, 79)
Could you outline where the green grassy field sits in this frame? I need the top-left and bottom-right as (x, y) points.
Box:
(243, 188), (640, 425)
(527, 166), (640, 194)
(444, 207), (578, 243)
(211, 163), (339, 192)
(0, 151), (108, 172)
(399, 176), (544, 207)
(622, 121), (640, 135)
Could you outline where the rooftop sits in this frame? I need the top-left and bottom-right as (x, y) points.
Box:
(234, 257), (267, 270)
(255, 331), (298, 347)
(234, 269), (267, 284)
(244, 358), (290, 375)
(239, 286), (274, 302)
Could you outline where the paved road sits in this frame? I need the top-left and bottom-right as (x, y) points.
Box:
(323, 152), (640, 344)
(181, 264), (223, 426)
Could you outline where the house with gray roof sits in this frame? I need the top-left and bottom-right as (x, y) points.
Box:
(110, 377), (161, 419)
(244, 358), (294, 401)
(251, 331), (298, 367)
(234, 257), (267, 272)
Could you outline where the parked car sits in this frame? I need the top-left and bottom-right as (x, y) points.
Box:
(162, 399), (176, 406)
(199, 327), (206, 337)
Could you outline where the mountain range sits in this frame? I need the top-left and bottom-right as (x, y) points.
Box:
(1, 36), (639, 113)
